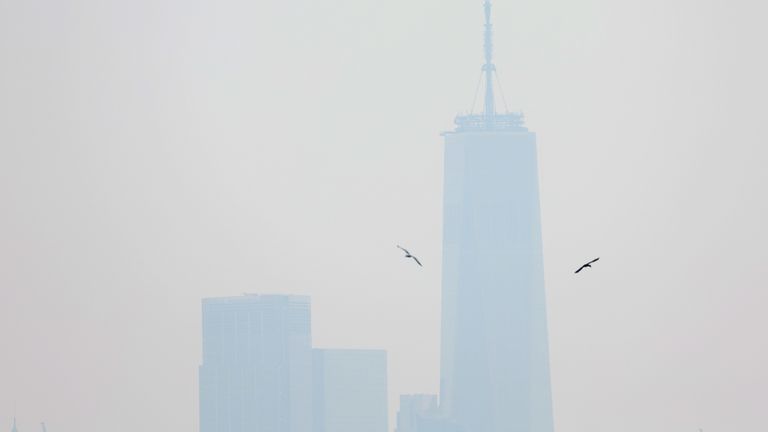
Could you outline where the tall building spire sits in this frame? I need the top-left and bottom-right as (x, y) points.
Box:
(452, 0), (525, 132)
(482, 0), (496, 119)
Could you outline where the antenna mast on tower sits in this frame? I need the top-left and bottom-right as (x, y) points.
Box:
(452, 0), (525, 132)
(482, 0), (496, 122)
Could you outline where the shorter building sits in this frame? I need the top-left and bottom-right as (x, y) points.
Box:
(397, 395), (461, 432)
(313, 349), (388, 432)
(396, 394), (437, 432)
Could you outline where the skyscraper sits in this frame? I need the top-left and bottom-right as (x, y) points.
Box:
(439, 2), (554, 432)
(199, 294), (313, 432)
(312, 349), (388, 432)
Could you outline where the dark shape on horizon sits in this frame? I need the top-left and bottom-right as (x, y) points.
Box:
(397, 245), (422, 267)
(575, 257), (600, 274)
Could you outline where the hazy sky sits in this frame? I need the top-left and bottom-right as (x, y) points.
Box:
(2, 0), (767, 431)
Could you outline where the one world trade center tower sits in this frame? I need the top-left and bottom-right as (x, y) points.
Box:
(439, 2), (554, 432)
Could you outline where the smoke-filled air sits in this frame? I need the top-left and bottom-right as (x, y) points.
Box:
(1, 1), (767, 432)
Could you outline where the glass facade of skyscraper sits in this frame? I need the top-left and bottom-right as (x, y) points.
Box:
(199, 295), (312, 432)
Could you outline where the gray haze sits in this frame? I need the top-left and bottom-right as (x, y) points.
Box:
(1, 0), (767, 431)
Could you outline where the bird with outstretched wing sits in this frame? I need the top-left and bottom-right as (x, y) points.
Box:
(397, 245), (422, 267)
(575, 257), (599, 274)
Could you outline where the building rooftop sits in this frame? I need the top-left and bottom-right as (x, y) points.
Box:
(452, 112), (527, 133)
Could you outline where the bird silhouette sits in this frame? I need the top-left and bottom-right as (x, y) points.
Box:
(575, 257), (599, 274)
(397, 245), (422, 267)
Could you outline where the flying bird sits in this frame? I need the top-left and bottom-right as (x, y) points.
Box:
(397, 245), (422, 267)
(575, 257), (599, 274)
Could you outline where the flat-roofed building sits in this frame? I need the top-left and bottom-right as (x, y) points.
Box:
(313, 349), (387, 432)
(199, 294), (312, 432)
